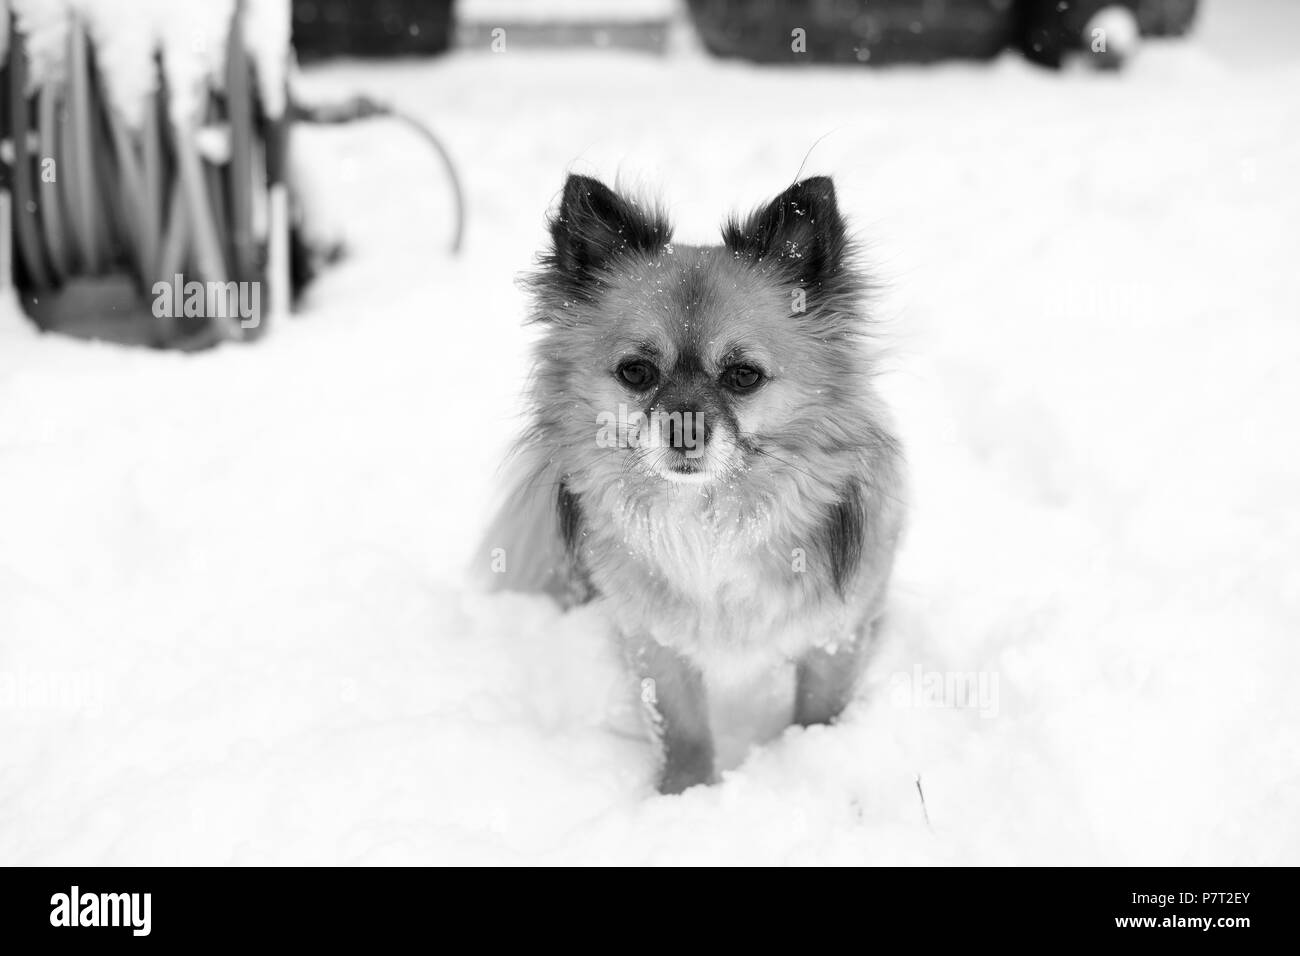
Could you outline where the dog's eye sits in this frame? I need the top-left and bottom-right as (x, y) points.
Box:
(617, 361), (658, 390)
(721, 365), (764, 391)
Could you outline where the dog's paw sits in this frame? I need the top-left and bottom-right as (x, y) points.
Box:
(657, 742), (714, 795)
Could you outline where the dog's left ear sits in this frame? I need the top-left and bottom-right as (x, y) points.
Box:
(723, 176), (847, 289)
(548, 175), (671, 282)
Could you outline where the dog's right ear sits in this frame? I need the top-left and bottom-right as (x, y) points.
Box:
(547, 175), (671, 283)
(723, 176), (848, 292)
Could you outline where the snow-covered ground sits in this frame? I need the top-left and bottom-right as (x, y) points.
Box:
(3, 0), (1298, 864)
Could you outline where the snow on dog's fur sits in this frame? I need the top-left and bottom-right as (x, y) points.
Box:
(482, 173), (905, 792)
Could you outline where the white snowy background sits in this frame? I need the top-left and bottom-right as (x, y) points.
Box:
(2, 0), (1298, 864)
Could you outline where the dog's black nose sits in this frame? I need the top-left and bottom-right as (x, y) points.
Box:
(666, 410), (709, 450)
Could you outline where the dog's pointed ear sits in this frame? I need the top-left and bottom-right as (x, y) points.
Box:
(548, 175), (670, 281)
(723, 176), (848, 289)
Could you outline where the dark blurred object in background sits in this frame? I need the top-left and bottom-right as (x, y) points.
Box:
(289, 0), (1197, 68)
(688, 0), (1016, 65)
(1021, 0), (1199, 67)
(688, 0), (1198, 68)
(293, 0), (456, 60)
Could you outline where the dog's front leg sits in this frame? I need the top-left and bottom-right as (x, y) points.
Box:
(631, 637), (714, 794)
(794, 622), (876, 727)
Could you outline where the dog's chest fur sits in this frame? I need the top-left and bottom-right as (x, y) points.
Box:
(573, 480), (854, 671)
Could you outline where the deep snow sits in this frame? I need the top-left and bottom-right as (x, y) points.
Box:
(2, 1), (1298, 864)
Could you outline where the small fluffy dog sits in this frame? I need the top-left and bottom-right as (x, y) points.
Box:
(484, 173), (905, 793)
